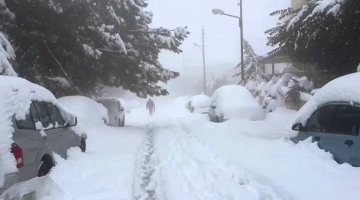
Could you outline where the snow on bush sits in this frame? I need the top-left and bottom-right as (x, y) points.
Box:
(0, 32), (16, 76)
(0, 76), (78, 187)
(212, 85), (264, 120)
(294, 73), (360, 125)
(58, 96), (109, 126)
(188, 95), (210, 108)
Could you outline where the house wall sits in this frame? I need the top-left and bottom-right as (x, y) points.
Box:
(291, 0), (310, 8)
(264, 63), (288, 75)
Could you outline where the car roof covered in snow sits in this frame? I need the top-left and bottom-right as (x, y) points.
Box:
(189, 94), (210, 108)
(0, 76), (77, 187)
(58, 96), (109, 124)
(293, 73), (360, 125)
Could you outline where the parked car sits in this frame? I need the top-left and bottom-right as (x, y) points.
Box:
(0, 76), (87, 194)
(95, 97), (125, 127)
(58, 96), (109, 125)
(290, 73), (360, 166)
(186, 95), (210, 114)
(209, 85), (264, 122)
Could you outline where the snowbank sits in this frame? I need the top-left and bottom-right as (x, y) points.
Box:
(118, 98), (129, 112)
(172, 96), (190, 108)
(188, 94), (210, 108)
(187, 108), (360, 200)
(294, 73), (360, 125)
(212, 85), (264, 120)
(0, 76), (77, 187)
(58, 96), (109, 125)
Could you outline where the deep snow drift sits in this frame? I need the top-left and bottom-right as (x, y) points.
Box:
(4, 96), (359, 200)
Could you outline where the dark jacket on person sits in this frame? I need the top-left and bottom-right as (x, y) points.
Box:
(146, 100), (155, 110)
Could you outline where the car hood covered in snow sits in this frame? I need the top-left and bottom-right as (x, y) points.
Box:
(0, 76), (77, 187)
(293, 73), (360, 126)
(212, 85), (264, 120)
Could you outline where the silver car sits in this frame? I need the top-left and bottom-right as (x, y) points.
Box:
(0, 101), (87, 194)
(95, 97), (125, 127)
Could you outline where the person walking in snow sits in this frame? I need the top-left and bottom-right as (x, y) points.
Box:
(146, 98), (155, 116)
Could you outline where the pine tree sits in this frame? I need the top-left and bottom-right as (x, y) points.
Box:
(266, 0), (360, 83)
(0, 1), (16, 76)
(234, 39), (264, 86)
(1, 0), (189, 97)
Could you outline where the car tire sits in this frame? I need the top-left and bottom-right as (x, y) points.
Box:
(38, 161), (52, 177)
(119, 116), (125, 127)
(216, 116), (221, 123)
(80, 138), (86, 153)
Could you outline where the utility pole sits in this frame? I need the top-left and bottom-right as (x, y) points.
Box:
(201, 26), (206, 95)
(239, 0), (244, 85)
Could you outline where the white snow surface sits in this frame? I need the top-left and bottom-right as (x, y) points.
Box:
(189, 94), (210, 108)
(212, 85), (264, 120)
(294, 73), (360, 125)
(0, 76), (77, 187)
(5, 96), (360, 200)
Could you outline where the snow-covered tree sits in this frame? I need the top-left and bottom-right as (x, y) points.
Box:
(266, 0), (360, 84)
(1, 0), (189, 97)
(234, 39), (264, 85)
(206, 76), (228, 96)
(0, 1), (16, 76)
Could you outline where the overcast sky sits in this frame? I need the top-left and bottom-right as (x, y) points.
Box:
(148, 0), (290, 77)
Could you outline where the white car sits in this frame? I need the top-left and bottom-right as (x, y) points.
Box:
(186, 95), (211, 114)
(95, 97), (125, 127)
(209, 85), (264, 122)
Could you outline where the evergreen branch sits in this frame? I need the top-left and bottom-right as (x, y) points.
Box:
(43, 40), (83, 95)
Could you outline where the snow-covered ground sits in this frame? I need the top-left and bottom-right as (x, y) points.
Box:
(5, 97), (360, 200)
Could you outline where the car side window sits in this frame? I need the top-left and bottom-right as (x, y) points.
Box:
(305, 105), (337, 132)
(16, 104), (36, 130)
(331, 105), (360, 135)
(33, 101), (52, 129)
(45, 103), (65, 127)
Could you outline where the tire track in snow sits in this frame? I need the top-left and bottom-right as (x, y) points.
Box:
(134, 125), (157, 200)
(179, 121), (296, 200)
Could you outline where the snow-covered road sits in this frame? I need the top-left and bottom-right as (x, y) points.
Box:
(8, 100), (360, 200)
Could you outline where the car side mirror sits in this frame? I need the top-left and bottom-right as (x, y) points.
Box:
(68, 117), (77, 126)
(292, 123), (304, 131)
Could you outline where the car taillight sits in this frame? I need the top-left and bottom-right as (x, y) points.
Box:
(11, 143), (23, 168)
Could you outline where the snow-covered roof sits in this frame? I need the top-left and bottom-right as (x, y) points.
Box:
(0, 76), (77, 187)
(293, 73), (360, 125)
(189, 95), (210, 108)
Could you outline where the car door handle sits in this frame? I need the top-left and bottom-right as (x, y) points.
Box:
(345, 140), (353, 147)
(313, 136), (320, 141)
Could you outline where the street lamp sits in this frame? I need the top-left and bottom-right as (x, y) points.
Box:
(212, 2), (244, 86)
(193, 27), (206, 95)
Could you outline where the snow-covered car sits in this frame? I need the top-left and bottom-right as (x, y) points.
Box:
(0, 76), (86, 194)
(291, 73), (360, 166)
(186, 95), (211, 114)
(95, 97), (125, 127)
(58, 96), (109, 125)
(118, 98), (130, 113)
(209, 85), (265, 122)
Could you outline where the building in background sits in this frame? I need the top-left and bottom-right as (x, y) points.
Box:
(291, 0), (310, 9)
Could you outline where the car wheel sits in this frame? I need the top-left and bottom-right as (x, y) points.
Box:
(80, 138), (86, 153)
(119, 116), (125, 127)
(38, 161), (52, 177)
(216, 116), (221, 123)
